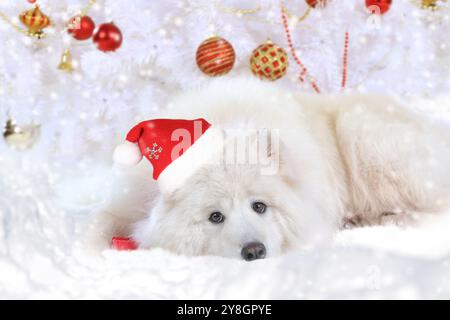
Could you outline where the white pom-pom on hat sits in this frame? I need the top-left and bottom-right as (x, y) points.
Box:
(113, 141), (143, 165)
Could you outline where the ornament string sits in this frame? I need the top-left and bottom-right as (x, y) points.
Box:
(341, 31), (349, 90)
(281, 4), (321, 93)
(0, 11), (28, 35)
(283, 6), (312, 26)
(207, 1), (263, 39)
(79, 0), (96, 17)
(219, 4), (262, 16)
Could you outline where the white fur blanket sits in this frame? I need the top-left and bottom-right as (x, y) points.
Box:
(1, 156), (449, 300)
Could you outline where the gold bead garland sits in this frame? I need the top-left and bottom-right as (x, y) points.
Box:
(282, 6), (312, 26)
(219, 5), (262, 16)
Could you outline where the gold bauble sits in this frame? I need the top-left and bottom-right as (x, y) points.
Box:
(3, 119), (40, 150)
(250, 41), (289, 81)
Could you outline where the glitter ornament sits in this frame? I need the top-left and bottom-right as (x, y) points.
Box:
(3, 119), (40, 150)
(68, 15), (95, 40)
(250, 41), (289, 81)
(365, 0), (392, 15)
(196, 36), (235, 77)
(19, 4), (51, 38)
(93, 22), (123, 52)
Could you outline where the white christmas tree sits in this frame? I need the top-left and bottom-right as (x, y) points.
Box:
(0, 0), (450, 299)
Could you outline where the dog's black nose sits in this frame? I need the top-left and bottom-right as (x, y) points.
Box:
(241, 242), (266, 261)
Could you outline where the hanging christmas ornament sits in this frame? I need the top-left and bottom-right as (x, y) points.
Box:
(93, 22), (123, 52)
(196, 36), (236, 77)
(418, 0), (446, 9)
(365, 0), (392, 15)
(58, 49), (75, 72)
(305, 0), (328, 8)
(250, 41), (289, 81)
(3, 119), (40, 150)
(421, 0), (436, 8)
(27, 0), (37, 3)
(68, 15), (95, 40)
(19, 4), (51, 39)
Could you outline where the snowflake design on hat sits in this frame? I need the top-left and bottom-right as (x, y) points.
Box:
(146, 143), (163, 160)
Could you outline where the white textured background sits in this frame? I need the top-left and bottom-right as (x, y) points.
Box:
(1, 0), (450, 299)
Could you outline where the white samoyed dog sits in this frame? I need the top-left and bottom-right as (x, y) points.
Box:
(88, 78), (450, 261)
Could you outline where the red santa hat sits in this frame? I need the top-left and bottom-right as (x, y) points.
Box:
(113, 118), (223, 193)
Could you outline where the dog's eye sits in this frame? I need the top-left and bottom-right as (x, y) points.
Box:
(209, 212), (225, 224)
(252, 202), (267, 214)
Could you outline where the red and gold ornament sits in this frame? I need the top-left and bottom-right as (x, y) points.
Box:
(250, 41), (289, 81)
(68, 15), (95, 40)
(365, 0), (392, 15)
(93, 22), (123, 52)
(19, 4), (50, 38)
(305, 0), (328, 8)
(196, 36), (235, 77)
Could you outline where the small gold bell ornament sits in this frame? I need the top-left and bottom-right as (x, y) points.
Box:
(19, 4), (51, 39)
(3, 119), (40, 150)
(58, 50), (75, 72)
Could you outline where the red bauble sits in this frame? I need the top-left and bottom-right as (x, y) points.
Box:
(68, 15), (95, 40)
(93, 23), (123, 52)
(305, 0), (328, 8)
(196, 36), (235, 76)
(365, 0), (392, 14)
(27, 0), (37, 3)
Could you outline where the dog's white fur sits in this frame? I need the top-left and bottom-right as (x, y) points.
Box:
(88, 79), (450, 259)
